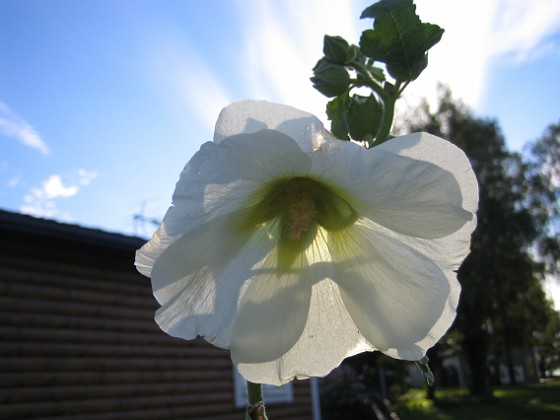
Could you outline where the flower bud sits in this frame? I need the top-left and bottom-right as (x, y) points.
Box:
(323, 35), (354, 64)
(311, 58), (350, 98)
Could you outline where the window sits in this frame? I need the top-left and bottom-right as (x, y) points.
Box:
(233, 369), (294, 407)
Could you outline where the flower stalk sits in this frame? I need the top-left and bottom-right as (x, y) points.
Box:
(311, 0), (445, 147)
(246, 382), (268, 420)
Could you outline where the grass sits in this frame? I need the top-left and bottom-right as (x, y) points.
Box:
(393, 380), (560, 420)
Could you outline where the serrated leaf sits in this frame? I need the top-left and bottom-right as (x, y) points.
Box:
(359, 0), (443, 82)
(326, 94), (350, 140)
(346, 94), (382, 141)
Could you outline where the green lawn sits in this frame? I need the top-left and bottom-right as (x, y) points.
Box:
(393, 380), (560, 420)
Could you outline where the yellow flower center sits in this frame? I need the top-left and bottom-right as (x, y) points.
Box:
(242, 177), (357, 272)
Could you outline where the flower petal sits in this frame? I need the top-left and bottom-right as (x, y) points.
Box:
(308, 131), (475, 239)
(235, 228), (374, 385)
(213, 100), (328, 153)
(376, 132), (478, 216)
(150, 210), (272, 348)
(230, 245), (312, 365)
(374, 132), (479, 269)
(136, 128), (311, 277)
(137, 101), (479, 386)
(331, 220), (459, 360)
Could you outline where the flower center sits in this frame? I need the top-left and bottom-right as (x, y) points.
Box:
(285, 184), (317, 240)
(242, 176), (358, 272)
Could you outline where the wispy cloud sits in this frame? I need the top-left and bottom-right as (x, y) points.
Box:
(20, 170), (98, 219)
(386, 0), (560, 114)
(141, 0), (559, 140)
(7, 176), (20, 188)
(76, 168), (98, 186)
(150, 43), (232, 131)
(232, 0), (560, 119)
(236, 0), (363, 120)
(0, 101), (50, 155)
(491, 0), (560, 64)
(403, 0), (499, 109)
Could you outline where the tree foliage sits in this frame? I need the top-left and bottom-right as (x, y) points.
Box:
(525, 121), (560, 274)
(404, 87), (558, 397)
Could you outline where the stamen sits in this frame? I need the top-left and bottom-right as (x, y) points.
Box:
(240, 176), (358, 272)
(286, 193), (317, 240)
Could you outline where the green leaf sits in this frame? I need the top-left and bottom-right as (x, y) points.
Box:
(346, 94), (382, 142)
(359, 0), (443, 82)
(326, 93), (350, 140)
(311, 58), (351, 97)
(370, 66), (386, 82)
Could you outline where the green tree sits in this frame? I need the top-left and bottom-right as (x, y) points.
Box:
(525, 121), (560, 274)
(525, 121), (560, 380)
(534, 305), (560, 377)
(404, 88), (555, 397)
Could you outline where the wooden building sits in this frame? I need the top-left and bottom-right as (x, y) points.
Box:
(0, 210), (316, 419)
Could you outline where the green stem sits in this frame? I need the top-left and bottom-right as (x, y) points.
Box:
(350, 60), (403, 146)
(246, 382), (268, 420)
(374, 95), (396, 146)
(351, 60), (389, 102)
(247, 381), (263, 406)
(370, 79), (406, 146)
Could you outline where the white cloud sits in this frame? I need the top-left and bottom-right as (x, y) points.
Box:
(140, 0), (559, 140)
(76, 168), (98, 186)
(236, 0), (364, 121)
(0, 101), (50, 155)
(7, 176), (20, 187)
(43, 175), (78, 199)
(20, 170), (97, 220)
(20, 197), (60, 220)
(401, 0), (499, 109)
(399, 0), (560, 110)
(150, 43), (232, 131)
(230, 0), (560, 124)
(491, 0), (560, 64)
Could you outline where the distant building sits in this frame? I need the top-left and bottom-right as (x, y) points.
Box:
(0, 210), (317, 419)
(408, 347), (540, 389)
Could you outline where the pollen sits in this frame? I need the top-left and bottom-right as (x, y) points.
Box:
(241, 176), (358, 272)
(285, 192), (317, 240)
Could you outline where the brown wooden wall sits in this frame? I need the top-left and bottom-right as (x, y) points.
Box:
(0, 211), (313, 419)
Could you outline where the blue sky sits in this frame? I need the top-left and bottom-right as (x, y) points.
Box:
(2, 0), (560, 308)
(1, 0), (560, 239)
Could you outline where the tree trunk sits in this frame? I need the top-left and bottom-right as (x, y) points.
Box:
(504, 343), (517, 385)
(463, 332), (493, 398)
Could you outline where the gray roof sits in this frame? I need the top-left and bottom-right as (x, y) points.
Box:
(0, 209), (146, 251)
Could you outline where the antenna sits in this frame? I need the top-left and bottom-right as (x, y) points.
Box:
(133, 201), (160, 237)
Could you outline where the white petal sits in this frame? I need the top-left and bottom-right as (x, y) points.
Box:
(235, 228), (374, 386)
(136, 129), (311, 277)
(308, 133), (473, 239)
(213, 100), (328, 153)
(150, 210), (273, 348)
(375, 132), (479, 269)
(376, 132), (478, 215)
(230, 246), (313, 365)
(331, 220), (460, 360)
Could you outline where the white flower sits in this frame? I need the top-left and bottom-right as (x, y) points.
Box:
(135, 100), (478, 386)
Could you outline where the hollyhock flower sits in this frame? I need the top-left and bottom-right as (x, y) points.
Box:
(135, 100), (478, 386)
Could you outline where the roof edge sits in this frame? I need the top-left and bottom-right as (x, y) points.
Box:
(0, 209), (146, 251)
